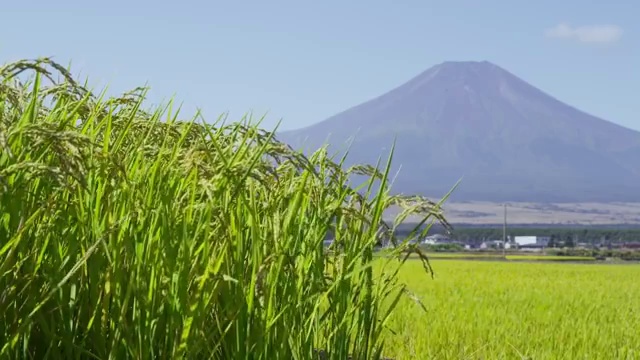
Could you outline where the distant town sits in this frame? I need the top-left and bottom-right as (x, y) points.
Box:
(324, 233), (640, 252)
(410, 233), (640, 252)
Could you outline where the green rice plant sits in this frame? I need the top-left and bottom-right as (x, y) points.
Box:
(0, 58), (451, 359)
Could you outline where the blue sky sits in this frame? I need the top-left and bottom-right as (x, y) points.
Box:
(1, 1), (638, 131)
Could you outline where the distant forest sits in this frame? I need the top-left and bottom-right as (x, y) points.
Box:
(392, 223), (640, 243)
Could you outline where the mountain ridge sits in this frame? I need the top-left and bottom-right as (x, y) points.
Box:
(277, 61), (640, 202)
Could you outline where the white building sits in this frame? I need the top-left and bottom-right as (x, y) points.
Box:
(514, 236), (550, 247)
(480, 240), (512, 249)
(422, 234), (451, 244)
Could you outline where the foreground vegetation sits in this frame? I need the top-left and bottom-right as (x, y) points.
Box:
(0, 58), (451, 359)
(383, 260), (640, 359)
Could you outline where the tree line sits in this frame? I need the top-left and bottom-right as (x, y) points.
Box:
(392, 223), (640, 243)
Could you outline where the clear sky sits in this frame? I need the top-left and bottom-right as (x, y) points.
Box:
(1, 1), (638, 131)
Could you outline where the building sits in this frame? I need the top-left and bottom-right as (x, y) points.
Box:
(480, 240), (512, 249)
(517, 244), (545, 252)
(422, 234), (451, 244)
(514, 236), (550, 247)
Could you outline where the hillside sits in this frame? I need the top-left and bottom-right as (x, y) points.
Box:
(277, 61), (640, 202)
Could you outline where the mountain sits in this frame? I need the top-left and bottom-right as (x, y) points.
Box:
(276, 61), (640, 202)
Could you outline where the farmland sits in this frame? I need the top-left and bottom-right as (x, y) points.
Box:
(382, 259), (640, 359)
(415, 253), (597, 262)
(0, 58), (446, 359)
(3, 58), (640, 359)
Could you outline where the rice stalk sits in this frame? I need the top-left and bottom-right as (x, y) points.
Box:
(0, 58), (451, 359)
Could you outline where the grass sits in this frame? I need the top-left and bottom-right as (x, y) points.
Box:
(0, 58), (453, 359)
(382, 259), (640, 359)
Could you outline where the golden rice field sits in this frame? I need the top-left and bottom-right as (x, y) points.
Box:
(382, 260), (640, 359)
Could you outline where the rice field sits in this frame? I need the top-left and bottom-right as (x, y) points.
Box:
(421, 253), (505, 259)
(382, 259), (640, 359)
(3, 57), (638, 359)
(0, 58), (450, 359)
(504, 255), (596, 261)
(414, 253), (596, 262)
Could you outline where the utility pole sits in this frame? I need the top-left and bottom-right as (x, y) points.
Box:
(503, 203), (507, 256)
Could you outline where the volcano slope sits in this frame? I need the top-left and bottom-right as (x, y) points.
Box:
(277, 61), (640, 203)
